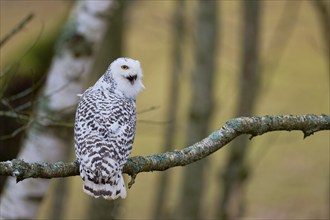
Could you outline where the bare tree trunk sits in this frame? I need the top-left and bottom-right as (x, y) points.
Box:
(218, 1), (261, 219)
(177, 1), (218, 219)
(310, 0), (330, 214)
(153, 1), (185, 219)
(261, 1), (301, 94)
(0, 1), (114, 219)
(310, 0), (329, 75)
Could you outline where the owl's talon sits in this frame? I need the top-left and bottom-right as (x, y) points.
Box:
(128, 174), (136, 189)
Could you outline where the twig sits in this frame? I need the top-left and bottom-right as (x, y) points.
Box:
(0, 13), (34, 48)
(0, 111), (30, 121)
(4, 70), (47, 103)
(0, 121), (32, 141)
(0, 114), (328, 186)
(0, 16), (43, 80)
(137, 106), (160, 114)
(137, 119), (171, 125)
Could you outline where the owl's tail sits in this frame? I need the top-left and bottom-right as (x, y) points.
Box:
(81, 170), (127, 200)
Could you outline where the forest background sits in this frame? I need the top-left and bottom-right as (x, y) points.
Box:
(0, 1), (329, 219)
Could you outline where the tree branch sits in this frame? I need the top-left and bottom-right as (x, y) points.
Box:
(0, 13), (34, 48)
(0, 114), (329, 187)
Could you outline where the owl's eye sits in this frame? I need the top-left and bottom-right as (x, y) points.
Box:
(121, 65), (129, 70)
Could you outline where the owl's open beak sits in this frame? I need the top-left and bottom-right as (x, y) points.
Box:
(126, 75), (137, 85)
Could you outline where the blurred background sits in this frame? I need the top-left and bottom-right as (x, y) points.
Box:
(0, 0), (329, 219)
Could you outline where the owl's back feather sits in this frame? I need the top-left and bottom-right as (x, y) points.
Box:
(75, 89), (135, 200)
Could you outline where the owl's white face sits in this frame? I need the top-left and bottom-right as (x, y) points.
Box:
(110, 58), (144, 99)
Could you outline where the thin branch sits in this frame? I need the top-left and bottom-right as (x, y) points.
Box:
(137, 106), (160, 114)
(0, 13), (34, 48)
(0, 114), (329, 187)
(4, 70), (47, 103)
(0, 18), (44, 80)
(0, 111), (30, 121)
(137, 119), (171, 125)
(0, 122), (31, 141)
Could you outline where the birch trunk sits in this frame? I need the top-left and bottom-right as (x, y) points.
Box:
(0, 1), (114, 219)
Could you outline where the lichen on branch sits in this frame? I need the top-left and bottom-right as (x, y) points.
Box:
(0, 114), (329, 186)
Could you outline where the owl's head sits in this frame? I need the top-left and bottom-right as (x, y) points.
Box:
(108, 57), (145, 99)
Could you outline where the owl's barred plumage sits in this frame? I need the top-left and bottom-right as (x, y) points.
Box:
(74, 58), (144, 199)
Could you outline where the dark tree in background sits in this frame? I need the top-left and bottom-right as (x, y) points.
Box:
(311, 0), (329, 53)
(153, 1), (185, 219)
(177, 1), (218, 219)
(218, 1), (261, 219)
(310, 0), (329, 77)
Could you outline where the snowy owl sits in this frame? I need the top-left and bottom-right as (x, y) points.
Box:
(74, 57), (144, 199)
